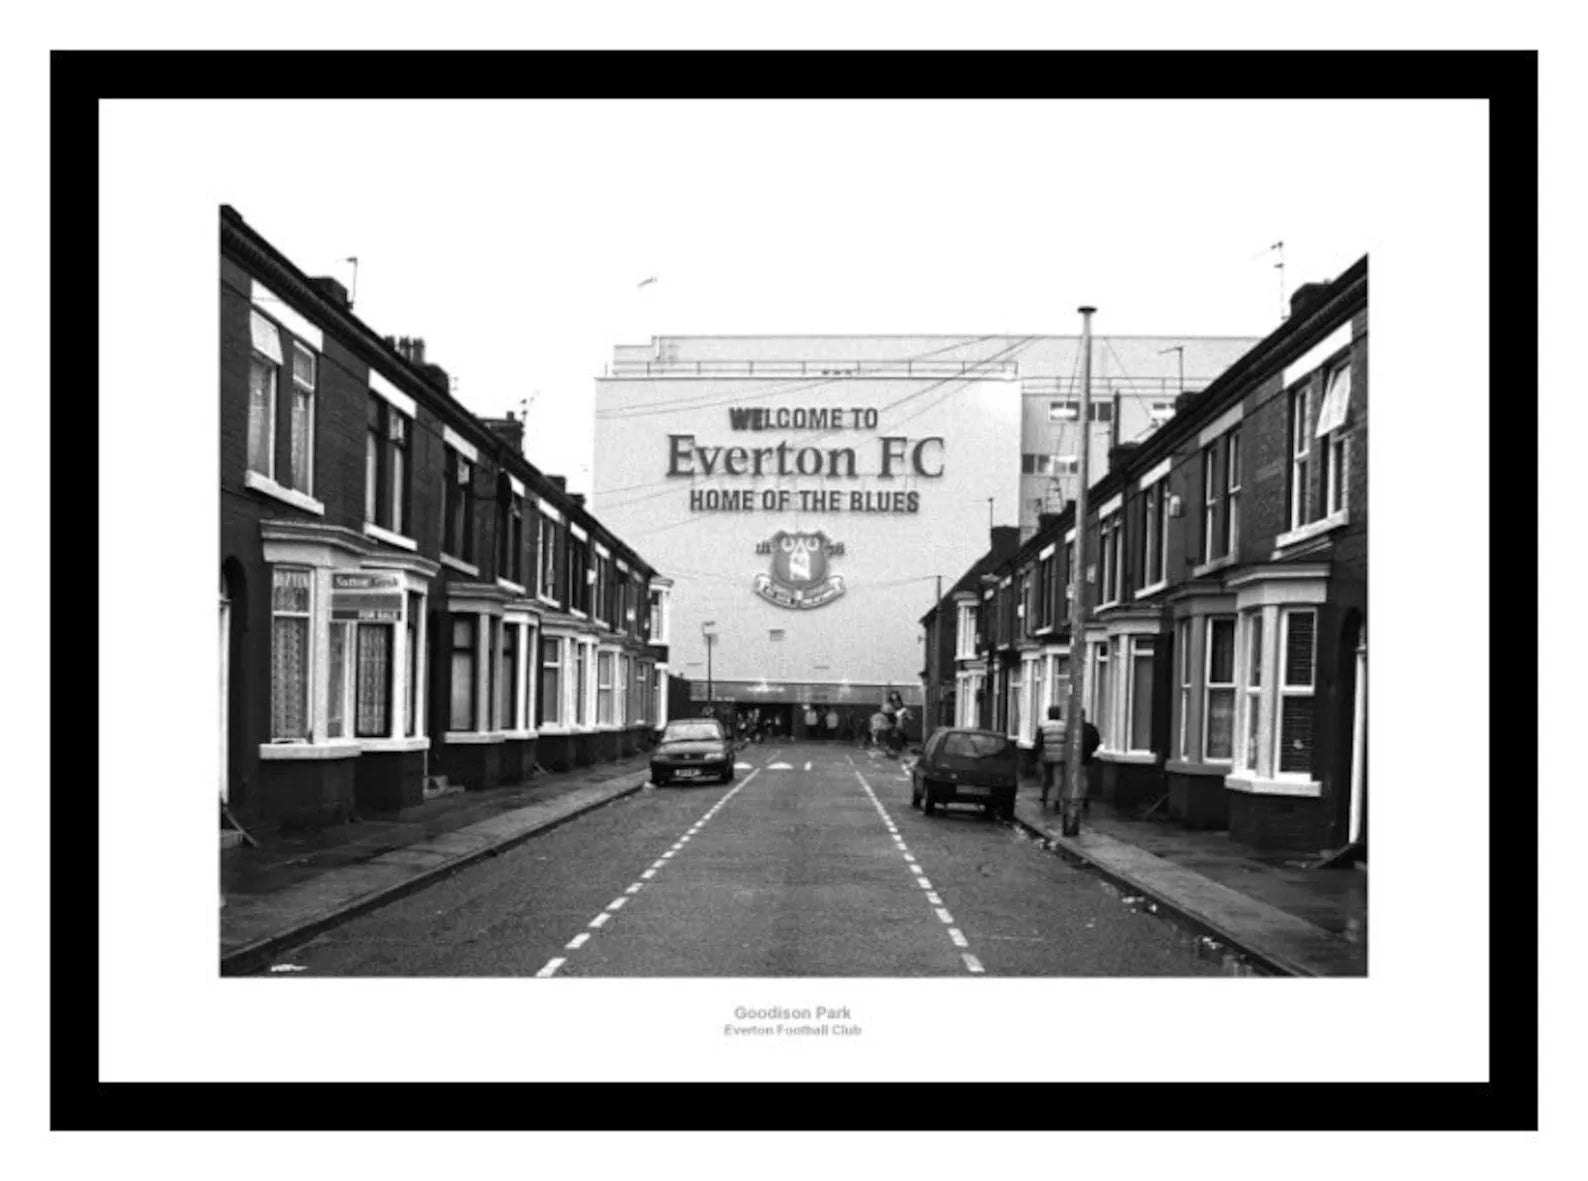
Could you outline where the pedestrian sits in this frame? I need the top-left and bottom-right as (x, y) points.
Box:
(889, 705), (910, 754)
(1035, 704), (1069, 809)
(869, 708), (892, 750)
(1080, 710), (1102, 814)
(824, 707), (839, 742)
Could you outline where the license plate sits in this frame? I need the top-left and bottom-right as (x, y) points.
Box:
(674, 768), (702, 778)
(957, 785), (991, 797)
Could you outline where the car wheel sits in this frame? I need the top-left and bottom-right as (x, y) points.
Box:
(910, 783), (921, 809)
(922, 785), (936, 816)
(653, 772), (669, 787)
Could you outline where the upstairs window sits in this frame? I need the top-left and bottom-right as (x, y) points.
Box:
(1288, 384), (1313, 531)
(1140, 480), (1168, 588)
(1049, 400), (1079, 422)
(497, 478), (524, 585)
(1224, 427), (1242, 559)
(247, 312), (282, 479)
(1317, 361), (1352, 517)
(443, 449), (474, 562)
(539, 517), (562, 603)
(1201, 442), (1218, 562)
(366, 396), (411, 536)
(1098, 515), (1121, 606)
(288, 342), (316, 495)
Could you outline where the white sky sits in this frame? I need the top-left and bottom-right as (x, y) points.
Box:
(190, 99), (1383, 495)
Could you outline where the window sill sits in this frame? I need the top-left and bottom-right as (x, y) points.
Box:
(537, 594), (561, 609)
(1134, 579), (1169, 600)
(537, 724), (572, 735)
(1097, 750), (1157, 765)
(502, 729), (538, 740)
(569, 609), (589, 621)
(359, 736), (430, 753)
(1274, 510), (1349, 553)
(1223, 773), (1322, 798)
(441, 554), (479, 577)
(363, 522), (418, 552)
(497, 577), (528, 595)
(244, 471), (324, 516)
(258, 741), (360, 761)
(1165, 758), (1236, 777)
(1190, 554), (1237, 579)
(443, 730), (506, 745)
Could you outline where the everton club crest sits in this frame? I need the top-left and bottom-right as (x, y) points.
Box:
(753, 531), (846, 610)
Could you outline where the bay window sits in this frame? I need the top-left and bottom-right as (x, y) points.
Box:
(327, 621), (350, 739)
(500, 623), (519, 732)
(270, 566), (312, 740)
(1176, 618), (1191, 759)
(1090, 640), (1110, 746)
(597, 651), (615, 725)
(540, 635), (563, 726)
(1277, 609), (1317, 775)
(450, 617), (476, 731)
(406, 593), (422, 736)
(574, 643), (589, 726)
(1203, 617), (1236, 761)
(1127, 636), (1155, 753)
(354, 622), (394, 738)
(1241, 612), (1263, 771)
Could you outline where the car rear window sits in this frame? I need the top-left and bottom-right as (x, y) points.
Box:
(664, 722), (724, 742)
(941, 733), (1012, 760)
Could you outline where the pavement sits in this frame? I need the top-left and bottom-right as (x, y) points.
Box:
(220, 743), (1365, 977)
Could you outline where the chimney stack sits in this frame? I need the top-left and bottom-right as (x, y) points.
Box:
(1109, 441), (1142, 474)
(311, 276), (350, 308)
(481, 412), (525, 455)
(1289, 282), (1330, 319)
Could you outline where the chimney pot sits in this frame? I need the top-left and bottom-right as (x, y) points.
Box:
(310, 276), (350, 308)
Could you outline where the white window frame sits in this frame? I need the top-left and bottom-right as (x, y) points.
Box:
(270, 565), (314, 741)
(1225, 427), (1242, 559)
(1177, 618), (1192, 760)
(1125, 635), (1156, 755)
(1289, 384), (1312, 532)
(1202, 616), (1236, 763)
(1238, 609), (1264, 775)
(1202, 441), (1218, 561)
(248, 318), (281, 480)
(597, 650), (615, 726)
(289, 340), (316, 496)
(1275, 608), (1318, 779)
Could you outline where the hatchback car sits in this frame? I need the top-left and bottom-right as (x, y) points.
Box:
(910, 728), (1018, 820)
(651, 718), (736, 785)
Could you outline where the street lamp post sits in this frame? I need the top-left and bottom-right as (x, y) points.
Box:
(702, 621), (717, 718)
(1062, 307), (1097, 839)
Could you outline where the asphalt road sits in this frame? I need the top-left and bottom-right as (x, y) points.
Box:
(262, 743), (1228, 977)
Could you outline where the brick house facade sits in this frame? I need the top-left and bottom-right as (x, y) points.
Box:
(919, 257), (1368, 858)
(221, 206), (671, 835)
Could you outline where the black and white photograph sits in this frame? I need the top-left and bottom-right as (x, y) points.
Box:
(32, 26), (1555, 1159)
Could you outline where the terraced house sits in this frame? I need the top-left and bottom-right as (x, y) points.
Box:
(922, 257), (1367, 859)
(220, 206), (672, 836)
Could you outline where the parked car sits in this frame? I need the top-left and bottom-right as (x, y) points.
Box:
(651, 718), (736, 785)
(910, 728), (1018, 820)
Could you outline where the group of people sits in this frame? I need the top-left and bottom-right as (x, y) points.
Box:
(867, 691), (911, 757)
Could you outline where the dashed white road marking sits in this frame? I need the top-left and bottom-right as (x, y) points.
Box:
(853, 767), (985, 978)
(544, 765), (762, 977)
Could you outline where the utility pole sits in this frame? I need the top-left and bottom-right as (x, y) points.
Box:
(934, 573), (944, 730)
(702, 621), (717, 718)
(1062, 306), (1096, 838)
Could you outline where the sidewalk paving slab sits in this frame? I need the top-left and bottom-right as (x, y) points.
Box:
(1009, 774), (1365, 977)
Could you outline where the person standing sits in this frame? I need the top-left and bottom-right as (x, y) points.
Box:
(1036, 704), (1069, 810)
(1080, 710), (1102, 814)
